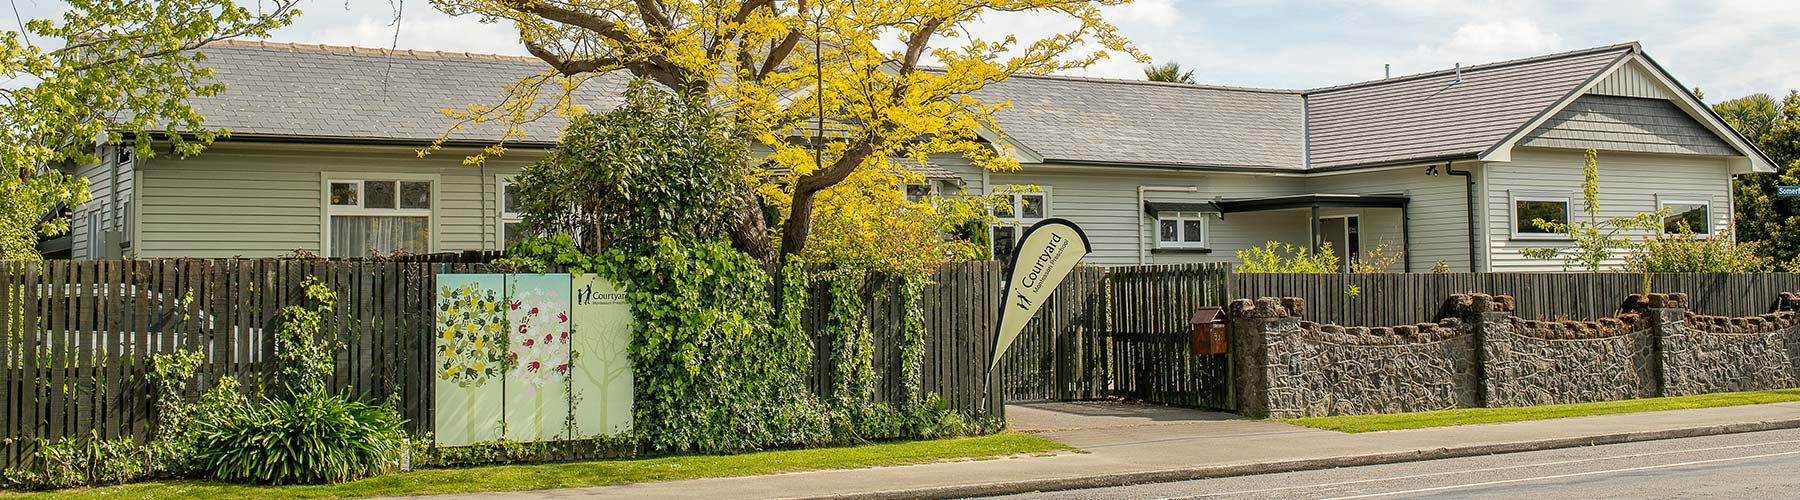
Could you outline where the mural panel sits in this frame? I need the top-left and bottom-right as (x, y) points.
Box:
(570, 275), (635, 436)
(434, 272), (635, 447)
(434, 274), (509, 447)
(503, 273), (574, 442)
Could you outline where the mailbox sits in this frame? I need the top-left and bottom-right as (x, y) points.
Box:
(1191, 306), (1226, 355)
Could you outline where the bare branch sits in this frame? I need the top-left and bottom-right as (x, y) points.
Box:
(502, 0), (636, 44)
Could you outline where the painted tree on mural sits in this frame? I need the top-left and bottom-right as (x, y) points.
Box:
(425, 0), (1142, 270)
(0, 0), (300, 260)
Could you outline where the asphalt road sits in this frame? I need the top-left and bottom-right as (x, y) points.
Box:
(972, 428), (1800, 500)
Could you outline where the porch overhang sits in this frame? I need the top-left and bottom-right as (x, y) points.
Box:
(1213, 193), (1410, 213)
(1215, 193), (1413, 272)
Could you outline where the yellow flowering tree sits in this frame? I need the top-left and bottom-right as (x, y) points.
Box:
(426, 0), (1141, 269)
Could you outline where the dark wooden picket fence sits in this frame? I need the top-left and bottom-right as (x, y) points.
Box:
(800, 262), (1006, 417)
(1233, 272), (1800, 326)
(0, 258), (1004, 469)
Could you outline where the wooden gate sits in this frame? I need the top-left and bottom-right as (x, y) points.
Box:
(1108, 263), (1233, 409)
(996, 263), (1234, 409)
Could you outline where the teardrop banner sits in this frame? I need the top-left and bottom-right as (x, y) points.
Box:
(991, 218), (1092, 369)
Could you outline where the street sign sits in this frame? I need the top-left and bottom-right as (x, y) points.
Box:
(1781, 186), (1800, 197)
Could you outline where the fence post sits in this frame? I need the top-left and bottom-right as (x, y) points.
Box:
(1646, 293), (1691, 397)
(1226, 297), (1302, 418)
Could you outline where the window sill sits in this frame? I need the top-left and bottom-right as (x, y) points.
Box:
(1509, 234), (1572, 242)
(1151, 247), (1213, 254)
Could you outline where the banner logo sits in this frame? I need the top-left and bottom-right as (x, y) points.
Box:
(991, 219), (1091, 370)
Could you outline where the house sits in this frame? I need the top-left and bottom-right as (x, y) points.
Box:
(55, 40), (1774, 273)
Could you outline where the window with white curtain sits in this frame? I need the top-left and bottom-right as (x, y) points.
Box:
(327, 179), (432, 257)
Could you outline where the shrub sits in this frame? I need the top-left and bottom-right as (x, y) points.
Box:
(1236, 241), (1339, 273)
(192, 391), (406, 485)
(0, 433), (147, 490)
(1626, 227), (1771, 273)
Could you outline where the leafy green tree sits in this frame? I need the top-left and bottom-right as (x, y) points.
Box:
(510, 81), (747, 254)
(1143, 61), (1195, 83)
(1717, 92), (1800, 265)
(1, 0), (299, 261)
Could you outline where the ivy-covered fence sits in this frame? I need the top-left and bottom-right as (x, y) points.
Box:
(0, 257), (1005, 469)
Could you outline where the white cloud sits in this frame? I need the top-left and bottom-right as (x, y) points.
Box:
(1418, 19), (1563, 64)
(1104, 0), (1182, 28)
(307, 12), (525, 56)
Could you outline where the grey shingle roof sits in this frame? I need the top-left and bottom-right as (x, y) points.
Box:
(187, 40), (1742, 174)
(189, 40), (630, 145)
(1304, 44), (1634, 170)
(975, 75), (1305, 170)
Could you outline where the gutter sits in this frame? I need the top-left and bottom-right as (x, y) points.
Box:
(1445, 163), (1478, 272)
(1137, 185), (1200, 265)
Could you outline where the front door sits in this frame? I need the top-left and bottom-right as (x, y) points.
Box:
(1319, 215), (1360, 272)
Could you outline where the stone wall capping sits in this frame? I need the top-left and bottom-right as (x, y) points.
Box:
(1282, 297), (1307, 317)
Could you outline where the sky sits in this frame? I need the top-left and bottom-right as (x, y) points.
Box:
(8, 0), (1800, 99)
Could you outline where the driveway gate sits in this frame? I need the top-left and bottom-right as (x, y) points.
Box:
(995, 263), (1234, 409)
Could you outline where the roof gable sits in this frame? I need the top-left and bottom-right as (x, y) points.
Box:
(1587, 61), (1676, 100)
(1520, 94), (1735, 156)
(1484, 54), (1776, 173)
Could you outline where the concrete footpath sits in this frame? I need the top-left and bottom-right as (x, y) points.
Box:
(414, 401), (1800, 500)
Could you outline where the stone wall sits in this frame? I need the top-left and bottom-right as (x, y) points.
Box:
(1482, 315), (1657, 407)
(1658, 307), (1799, 396)
(1231, 297), (1479, 418)
(1231, 292), (1800, 418)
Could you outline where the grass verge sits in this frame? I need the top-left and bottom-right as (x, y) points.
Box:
(1281, 388), (1800, 433)
(2, 432), (1069, 500)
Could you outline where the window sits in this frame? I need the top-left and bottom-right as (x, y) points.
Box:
(502, 181), (526, 245)
(1156, 212), (1209, 249)
(327, 179), (432, 257)
(991, 188), (1049, 262)
(1510, 192), (1572, 239)
(1658, 198), (1711, 235)
(903, 183), (937, 203)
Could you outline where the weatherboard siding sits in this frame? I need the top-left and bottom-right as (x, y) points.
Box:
(135, 143), (530, 258)
(1586, 61), (1675, 100)
(1303, 165), (1483, 272)
(68, 149), (133, 260)
(987, 165), (1308, 266)
(1485, 148), (1733, 272)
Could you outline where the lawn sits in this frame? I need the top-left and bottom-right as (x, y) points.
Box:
(1281, 388), (1800, 433)
(1, 432), (1069, 500)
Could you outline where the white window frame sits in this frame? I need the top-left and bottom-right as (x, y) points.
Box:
(321, 173), (438, 257)
(1656, 195), (1713, 236)
(991, 186), (1051, 258)
(498, 176), (526, 248)
(1155, 211), (1210, 249)
(1509, 191), (1574, 240)
(901, 182), (939, 203)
